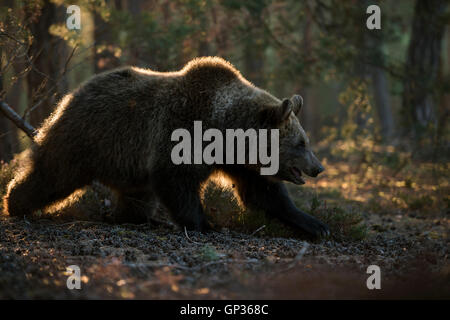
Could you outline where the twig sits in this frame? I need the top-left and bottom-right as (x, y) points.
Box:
(62, 45), (77, 76)
(293, 242), (310, 262)
(250, 224), (266, 236)
(0, 101), (36, 138)
(270, 242), (310, 277)
(285, 242), (310, 270)
(23, 215), (31, 225)
(0, 30), (26, 46)
(184, 226), (202, 244)
(22, 45), (78, 119)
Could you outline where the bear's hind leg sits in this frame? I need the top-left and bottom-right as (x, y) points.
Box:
(153, 171), (209, 232)
(113, 189), (156, 224)
(4, 164), (86, 217)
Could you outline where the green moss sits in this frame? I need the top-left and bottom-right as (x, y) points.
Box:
(199, 244), (219, 262)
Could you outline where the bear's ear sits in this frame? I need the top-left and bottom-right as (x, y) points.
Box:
(291, 94), (303, 116)
(279, 98), (293, 121)
(258, 99), (292, 126)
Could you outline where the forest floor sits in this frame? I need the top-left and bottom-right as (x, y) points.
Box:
(0, 144), (449, 299)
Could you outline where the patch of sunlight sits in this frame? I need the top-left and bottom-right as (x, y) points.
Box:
(390, 196), (408, 209)
(393, 181), (406, 187)
(353, 196), (366, 202)
(195, 288), (210, 295)
(317, 181), (329, 188)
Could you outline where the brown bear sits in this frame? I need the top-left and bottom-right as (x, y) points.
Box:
(3, 57), (329, 237)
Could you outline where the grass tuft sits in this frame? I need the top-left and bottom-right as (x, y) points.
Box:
(202, 180), (367, 241)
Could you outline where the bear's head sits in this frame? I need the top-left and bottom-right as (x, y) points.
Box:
(262, 95), (324, 185)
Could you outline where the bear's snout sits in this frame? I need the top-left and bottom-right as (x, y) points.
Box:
(310, 165), (324, 177)
(302, 151), (324, 178)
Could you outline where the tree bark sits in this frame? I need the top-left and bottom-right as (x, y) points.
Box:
(4, 59), (24, 153)
(354, 0), (394, 140)
(436, 26), (450, 145)
(93, 1), (121, 73)
(1, 0), (21, 158)
(369, 30), (394, 140)
(0, 49), (14, 162)
(402, 0), (447, 135)
(26, 0), (68, 128)
(299, 8), (317, 139)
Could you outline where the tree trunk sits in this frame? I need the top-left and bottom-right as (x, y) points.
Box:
(369, 30), (394, 140)
(402, 0), (447, 136)
(26, 0), (68, 128)
(436, 27), (450, 145)
(93, 1), (121, 73)
(357, 0), (394, 140)
(372, 67), (393, 139)
(0, 49), (14, 162)
(299, 8), (317, 139)
(1, 0), (21, 157)
(5, 60), (23, 152)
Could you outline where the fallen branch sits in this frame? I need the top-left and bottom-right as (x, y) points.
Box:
(250, 224), (266, 236)
(0, 100), (36, 139)
(184, 226), (202, 244)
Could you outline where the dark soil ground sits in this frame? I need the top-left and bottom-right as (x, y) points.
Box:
(0, 212), (448, 299)
(0, 153), (449, 299)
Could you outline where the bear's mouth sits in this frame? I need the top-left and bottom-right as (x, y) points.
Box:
(290, 167), (305, 185)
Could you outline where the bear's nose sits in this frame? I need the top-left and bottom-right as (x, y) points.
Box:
(312, 165), (324, 177)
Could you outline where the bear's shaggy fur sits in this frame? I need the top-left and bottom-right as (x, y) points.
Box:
(3, 57), (329, 237)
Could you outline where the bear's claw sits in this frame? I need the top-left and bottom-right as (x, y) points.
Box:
(296, 213), (330, 238)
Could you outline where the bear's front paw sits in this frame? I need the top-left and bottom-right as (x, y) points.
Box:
(298, 214), (330, 238)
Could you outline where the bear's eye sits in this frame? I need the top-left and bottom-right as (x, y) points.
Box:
(298, 140), (306, 148)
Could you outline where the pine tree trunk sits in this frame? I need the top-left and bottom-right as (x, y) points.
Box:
(402, 0), (447, 136)
(359, 0), (394, 140)
(299, 9), (317, 139)
(26, 0), (68, 128)
(0, 49), (14, 162)
(93, 1), (121, 73)
(372, 67), (393, 139)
